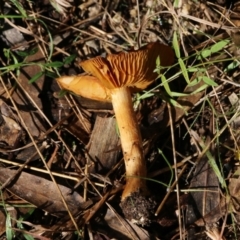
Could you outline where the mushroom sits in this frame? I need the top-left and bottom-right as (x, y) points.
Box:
(57, 42), (174, 225)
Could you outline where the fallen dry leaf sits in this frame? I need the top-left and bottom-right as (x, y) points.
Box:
(185, 127), (220, 239)
(0, 211), (6, 237)
(92, 208), (151, 240)
(0, 99), (22, 149)
(186, 155), (220, 226)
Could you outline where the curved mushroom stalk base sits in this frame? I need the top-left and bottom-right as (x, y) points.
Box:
(120, 190), (157, 226)
(111, 87), (156, 226)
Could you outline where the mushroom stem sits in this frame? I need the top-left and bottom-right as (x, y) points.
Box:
(111, 87), (148, 199)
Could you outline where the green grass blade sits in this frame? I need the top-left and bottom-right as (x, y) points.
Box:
(191, 83), (208, 94)
(197, 39), (230, 60)
(28, 72), (44, 83)
(173, 31), (180, 58)
(202, 76), (218, 87)
(6, 214), (13, 240)
(9, 0), (27, 17)
(179, 58), (190, 84)
(210, 39), (230, 53)
(224, 60), (240, 72)
(161, 75), (172, 97)
(64, 54), (77, 65)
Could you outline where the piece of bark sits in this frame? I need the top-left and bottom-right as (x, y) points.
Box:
(87, 115), (120, 173)
(12, 48), (47, 137)
(0, 168), (92, 218)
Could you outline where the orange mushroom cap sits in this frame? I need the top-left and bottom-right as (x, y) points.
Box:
(80, 42), (174, 91)
(57, 42), (174, 101)
(57, 75), (111, 101)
